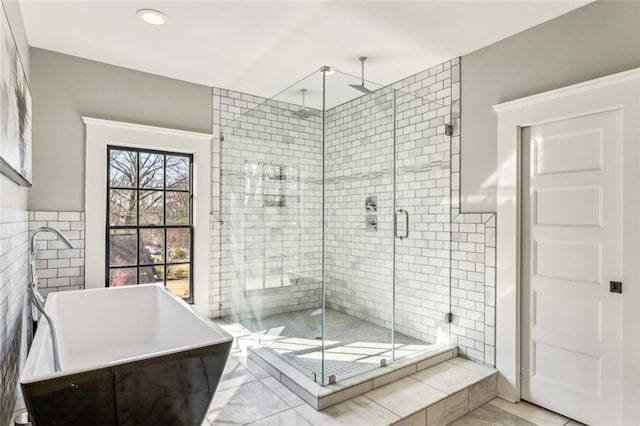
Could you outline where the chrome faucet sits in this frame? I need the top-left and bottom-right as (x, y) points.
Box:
(28, 227), (74, 372)
(30, 226), (73, 260)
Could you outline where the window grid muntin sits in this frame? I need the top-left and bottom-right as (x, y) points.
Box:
(106, 145), (194, 302)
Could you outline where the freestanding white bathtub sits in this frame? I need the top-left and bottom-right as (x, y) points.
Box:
(21, 284), (233, 425)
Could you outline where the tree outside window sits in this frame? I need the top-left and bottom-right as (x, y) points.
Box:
(107, 146), (193, 301)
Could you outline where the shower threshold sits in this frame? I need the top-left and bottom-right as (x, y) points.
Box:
(232, 308), (457, 410)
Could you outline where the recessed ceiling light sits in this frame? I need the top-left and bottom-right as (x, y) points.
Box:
(137, 9), (167, 26)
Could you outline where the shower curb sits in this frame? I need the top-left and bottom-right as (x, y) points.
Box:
(247, 343), (459, 410)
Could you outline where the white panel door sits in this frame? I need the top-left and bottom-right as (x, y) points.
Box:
(521, 110), (623, 425)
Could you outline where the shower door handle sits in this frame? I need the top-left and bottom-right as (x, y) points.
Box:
(395, 209), (409, 240)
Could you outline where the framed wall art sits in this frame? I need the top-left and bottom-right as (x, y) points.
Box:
(0, 4), (31, 187)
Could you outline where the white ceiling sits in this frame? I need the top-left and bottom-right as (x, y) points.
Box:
(19, 0), (591, 109)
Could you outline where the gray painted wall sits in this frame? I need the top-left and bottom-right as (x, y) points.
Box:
(460, 0), (640, 212)
(28, 48), (212, 211)
(0, 0), (29, 209)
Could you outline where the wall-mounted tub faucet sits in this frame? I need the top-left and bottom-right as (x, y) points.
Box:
(28, 227), (74, 372)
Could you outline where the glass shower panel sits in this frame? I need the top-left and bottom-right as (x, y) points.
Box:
(220, 73), (324, 380)
(321, 72), (395, 384)
(219, 66), (452, 386)
(393, 87), (451, 357)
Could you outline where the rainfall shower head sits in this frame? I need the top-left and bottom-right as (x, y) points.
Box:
(348, 57), (375, 95)
(290, 88), (319, 120)
(291, 108), (317, 119)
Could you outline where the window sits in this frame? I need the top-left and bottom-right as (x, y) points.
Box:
(106, 146), (193, 301)
(85, 118), (211, 314)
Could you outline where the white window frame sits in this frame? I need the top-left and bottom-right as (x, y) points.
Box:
(84, 117), (212, 315)
(494, 69), (640, 424)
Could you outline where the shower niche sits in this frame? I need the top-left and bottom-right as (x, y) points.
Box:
(244, 162), (298, 208)
(218, 61), (456, 399)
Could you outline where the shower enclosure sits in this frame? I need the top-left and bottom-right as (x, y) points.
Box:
(219, 65), (453, 386)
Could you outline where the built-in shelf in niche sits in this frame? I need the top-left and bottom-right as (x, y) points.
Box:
(245, 161), (300, 208)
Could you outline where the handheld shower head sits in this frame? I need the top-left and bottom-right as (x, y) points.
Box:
(348, 56), (375, 95)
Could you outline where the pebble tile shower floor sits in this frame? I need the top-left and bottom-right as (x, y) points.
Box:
(237, 308), (431, 382)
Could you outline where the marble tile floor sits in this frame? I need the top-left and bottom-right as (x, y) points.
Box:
(207, 360), (580, 426)
(11, 322), (580, 426)
(452, 399), (586, 426)
(204, 322), (583, 426)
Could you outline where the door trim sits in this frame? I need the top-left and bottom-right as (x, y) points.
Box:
(494, 68), (640, 423)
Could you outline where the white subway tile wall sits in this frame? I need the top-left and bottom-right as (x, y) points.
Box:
(323, 88), (396, 331)
(324, 61), (457, 344)
(0, 207), (29, 425)
(28, 211), (85, 296)
(211, 88), (323, 320)
(450, 214), (496, 364)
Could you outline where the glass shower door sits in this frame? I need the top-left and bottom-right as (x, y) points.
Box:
(392, 87), (451, 359)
